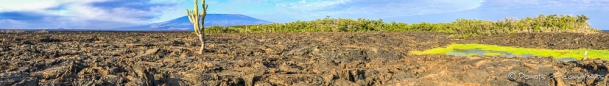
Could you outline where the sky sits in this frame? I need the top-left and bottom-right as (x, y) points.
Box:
(0, 0), (608, 30)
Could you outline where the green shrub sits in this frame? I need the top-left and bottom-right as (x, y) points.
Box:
(201, 14), (601, 38)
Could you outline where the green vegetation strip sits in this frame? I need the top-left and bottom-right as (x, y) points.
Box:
(202, 14), (600, 38)
(410, 44), (609, 60)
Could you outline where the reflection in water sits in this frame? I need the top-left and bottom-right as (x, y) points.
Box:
(445, 49), (577, 61)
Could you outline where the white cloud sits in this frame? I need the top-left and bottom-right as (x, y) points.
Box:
(0, 0), (110, 12)
(0, 0), (59, 12)
(0, 0), (177, 29)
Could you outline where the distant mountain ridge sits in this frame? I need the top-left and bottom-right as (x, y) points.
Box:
(114, 14), (271, 31)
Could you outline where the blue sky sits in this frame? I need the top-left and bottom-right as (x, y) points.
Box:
(0, 0), (608, 30)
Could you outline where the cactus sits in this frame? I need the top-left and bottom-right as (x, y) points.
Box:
(186, 0), (208, 54)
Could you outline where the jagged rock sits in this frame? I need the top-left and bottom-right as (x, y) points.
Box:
(20, 41), (33, 45)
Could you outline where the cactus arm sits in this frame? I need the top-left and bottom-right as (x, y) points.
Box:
(186, 10), (197, 32)
(196, 0), (208, 33)
(202, 4), (208, 19)
(186, 10), (194, 23)
(194, 0), (198, 15)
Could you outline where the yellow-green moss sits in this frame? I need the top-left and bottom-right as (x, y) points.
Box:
(411, 44), (609, 60)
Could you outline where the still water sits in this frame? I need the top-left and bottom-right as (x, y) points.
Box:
(446, 49), (578, 61)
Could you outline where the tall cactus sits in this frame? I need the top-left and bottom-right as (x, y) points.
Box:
(186, 0), (208, 54)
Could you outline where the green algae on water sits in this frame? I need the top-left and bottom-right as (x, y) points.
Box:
(410, 44), (609, 60)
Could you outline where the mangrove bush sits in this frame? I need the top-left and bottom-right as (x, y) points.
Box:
(203, 14), (600, 38)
